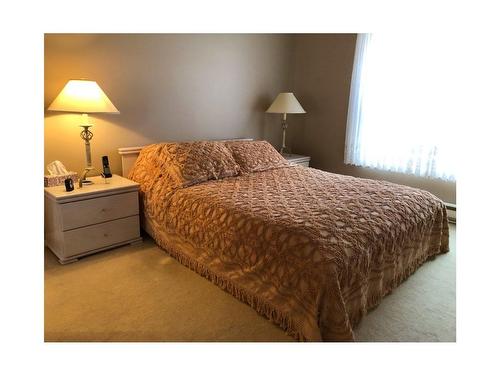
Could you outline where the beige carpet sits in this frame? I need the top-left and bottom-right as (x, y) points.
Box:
(44, 225), (455, 342)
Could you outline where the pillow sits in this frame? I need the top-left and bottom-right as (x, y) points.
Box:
(128, 144), (180, 217)
(159, 141), (240, 187)
(128, 143), (171, 191)
(225, 140), (289, 174)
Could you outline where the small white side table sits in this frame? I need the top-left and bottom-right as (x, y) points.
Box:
(44, 175), (142, 264)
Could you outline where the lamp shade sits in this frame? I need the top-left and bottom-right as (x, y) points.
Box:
(47, 79), (120, 114)
(265, 93), (306, 114)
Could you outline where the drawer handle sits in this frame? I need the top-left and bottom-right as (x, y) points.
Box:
(101, 208), (107, 213)
(103, 233), (109, 237)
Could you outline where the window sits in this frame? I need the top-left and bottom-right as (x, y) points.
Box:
(345, 34), (456, 181)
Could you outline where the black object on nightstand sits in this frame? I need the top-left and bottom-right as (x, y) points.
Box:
(64, 178), (74, 192)
(102, 156), (113, 178)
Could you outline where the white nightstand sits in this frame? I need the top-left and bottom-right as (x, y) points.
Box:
(44, 175), (142, 264)
(283, 153), (311, 167)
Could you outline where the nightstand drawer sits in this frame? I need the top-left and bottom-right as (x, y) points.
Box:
(60, 191), (139, 230)
(62, 215), (140, 257)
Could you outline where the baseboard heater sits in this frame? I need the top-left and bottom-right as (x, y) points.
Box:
(445, 202), (456, 223)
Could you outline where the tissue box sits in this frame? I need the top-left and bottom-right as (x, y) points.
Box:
(44, 172), (79, 187)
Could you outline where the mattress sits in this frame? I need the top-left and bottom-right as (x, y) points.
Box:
(134, 163), (449, 341)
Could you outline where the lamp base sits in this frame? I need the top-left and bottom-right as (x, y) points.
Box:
(280, 116), (289, 155)
(279, 146), (290, 155)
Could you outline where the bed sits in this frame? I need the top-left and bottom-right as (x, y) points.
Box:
(119, 140), (449, 341)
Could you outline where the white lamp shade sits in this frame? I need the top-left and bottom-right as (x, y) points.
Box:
(266, 92), (306, 114)
(48, 79), (120, 114)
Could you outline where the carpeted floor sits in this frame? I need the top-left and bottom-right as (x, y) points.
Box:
(44, 225), (455, 342)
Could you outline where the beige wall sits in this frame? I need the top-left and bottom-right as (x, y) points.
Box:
(288, 34), (456, 204)
(44, 34), (293, 175)
(45, 33), (456, 203)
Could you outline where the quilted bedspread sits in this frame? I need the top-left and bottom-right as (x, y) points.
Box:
(130, 160), (449, 341)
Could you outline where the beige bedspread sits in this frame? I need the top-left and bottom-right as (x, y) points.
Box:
(131, 161), (449, 341)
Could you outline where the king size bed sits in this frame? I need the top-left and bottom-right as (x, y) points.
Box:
(120, 139), (449, 341)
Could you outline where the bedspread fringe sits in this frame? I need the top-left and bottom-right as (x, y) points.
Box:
(349, 211), (450, 332)
(350, 243), (449, 331)
(155, 236), (306, 342)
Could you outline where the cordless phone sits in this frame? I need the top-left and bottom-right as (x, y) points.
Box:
(102, 156), (113, 178)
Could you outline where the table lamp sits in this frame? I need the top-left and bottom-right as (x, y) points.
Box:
(266, 92), (306, 154)
(47, 79), (120, 187)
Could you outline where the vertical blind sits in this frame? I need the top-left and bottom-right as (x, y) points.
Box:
(344, 34), (456, 181)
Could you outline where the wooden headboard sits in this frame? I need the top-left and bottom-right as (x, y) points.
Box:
(117, 146), (144, 177)
(118, 138), (254, 177)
